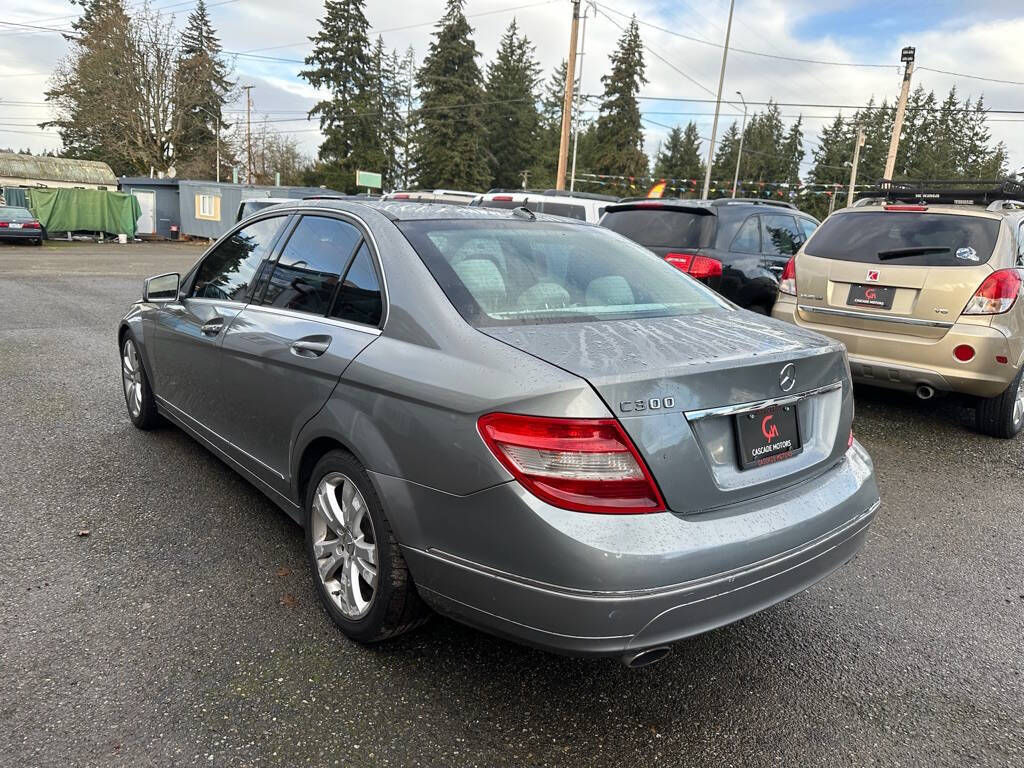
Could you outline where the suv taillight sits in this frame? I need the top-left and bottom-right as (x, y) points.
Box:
(477, 413), (665, 514)
(962, 269), (1022, 315)
(779, 257), (797, 295)
(665, 252), (722, 280)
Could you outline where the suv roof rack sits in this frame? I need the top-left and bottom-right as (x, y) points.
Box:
(482, 188), (620, 202)
(611, 196), (796, 210)
(710, 197), (797, 210)
(868, 178), (1024, 208)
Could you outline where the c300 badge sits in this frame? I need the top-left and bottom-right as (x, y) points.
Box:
(619, 397), (675, 413)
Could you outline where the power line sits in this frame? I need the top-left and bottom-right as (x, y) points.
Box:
(917, 66), (1024, 87)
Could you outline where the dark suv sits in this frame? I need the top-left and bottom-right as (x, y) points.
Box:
(600, 198), (819, 312)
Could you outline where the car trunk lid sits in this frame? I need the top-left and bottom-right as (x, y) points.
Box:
(481, 309), (852, 513)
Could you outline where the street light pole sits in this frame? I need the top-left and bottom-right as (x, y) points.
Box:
(702, 0), (735, 199)
(569, 2), (597, 193)
(883, 46), (915, 181)
(731, 90), (747, 199)
(195, 105), (221, 183)
(847, 126), (866, 208)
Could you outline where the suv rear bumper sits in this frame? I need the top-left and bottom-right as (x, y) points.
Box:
(772, 297), (1018, 398)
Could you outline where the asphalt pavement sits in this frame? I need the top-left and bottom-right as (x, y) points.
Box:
(1, 241), (1021, 767)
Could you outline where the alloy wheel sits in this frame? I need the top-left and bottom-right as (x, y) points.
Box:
(310, 472), (379, 619)
(121, 338), (143, 419)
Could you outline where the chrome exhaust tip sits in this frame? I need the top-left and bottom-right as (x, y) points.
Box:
(621, 646), (672, 669)
(916, 384), (935, 400)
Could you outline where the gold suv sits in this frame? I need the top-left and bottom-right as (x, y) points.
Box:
(773, 181), (1024, 438)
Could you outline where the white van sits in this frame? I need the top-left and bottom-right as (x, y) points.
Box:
(471, 189), (619, 223)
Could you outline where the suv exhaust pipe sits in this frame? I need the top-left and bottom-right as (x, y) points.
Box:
(916, 384), (935, 400)
(621, 646), (672, 668)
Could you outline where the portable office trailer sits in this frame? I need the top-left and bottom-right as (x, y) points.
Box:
(118, 177), (181, 238)
(178, 182), (340, 239)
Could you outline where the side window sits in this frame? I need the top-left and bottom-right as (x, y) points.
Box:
(262, 216), (362, 315)
(731, 215), (761, 253)
(1017, 221), (1024, 265)
(798, 218), (818, 241)
(189, 216), (286, 301)
(331, 243), (383, 327)
(539, 202), (586, 221)
(761, 214), (803, 256)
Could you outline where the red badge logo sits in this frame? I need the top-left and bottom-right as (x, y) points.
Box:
(761, 413), (779, 442)
(867, 270), (880, 282)
(864, 288), (877, 300)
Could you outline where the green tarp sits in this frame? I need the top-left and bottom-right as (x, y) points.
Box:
(27, 188), (141, 237)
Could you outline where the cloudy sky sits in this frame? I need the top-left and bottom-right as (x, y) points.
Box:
(2, 0), (1022, 181)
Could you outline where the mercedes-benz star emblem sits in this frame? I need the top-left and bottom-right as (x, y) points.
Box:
(779, 363), (796, 392)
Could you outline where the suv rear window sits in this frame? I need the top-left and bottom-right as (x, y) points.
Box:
(399, 220), (726, 326)
(601, 208), (714, 249)
(806, 211), (1000, 266)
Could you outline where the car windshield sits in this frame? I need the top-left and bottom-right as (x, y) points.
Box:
(806, 211), (1001, 266)
(399, 219), (728, 326)
(0, 206), (34, 221)
(601, 207), (714, 248)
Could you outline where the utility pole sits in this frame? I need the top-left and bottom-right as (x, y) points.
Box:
(702, 0), (735, 199)
(556, 0), (581, 191)
(569, 1), (597, 193)
(731, 90), (747, 199)
(883, 46), (915, 181)
(847, 125), (866, 207)
(242, 84), (254, 184)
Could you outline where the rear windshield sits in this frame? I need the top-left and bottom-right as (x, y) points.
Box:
(0, 206), (34, 220)
(601, 208), (714, 248)
(399, 220), (728, 326)
(478, 199), (586, 221)
(806, 211), (1001, 266)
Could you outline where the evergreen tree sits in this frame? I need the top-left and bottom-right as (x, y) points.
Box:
(176, 0), (234, 179)
(300, 0), (379, 193)
(366, 37), (406, 190)
(528, 60), (569, 188)
(483, 19), (541, 189)
(411, 0), (490, 190)
(395, 46), (417, 188)
(710, 121), (741, 192)
(591, 17), (648, 185)
(781, 116), (804, 185)
(653, 122), (704, 193)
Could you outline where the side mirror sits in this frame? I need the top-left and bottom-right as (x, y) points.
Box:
(144, 272), (180, 302)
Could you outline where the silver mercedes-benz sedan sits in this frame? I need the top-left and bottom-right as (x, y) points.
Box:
(118, 200), (880, 667)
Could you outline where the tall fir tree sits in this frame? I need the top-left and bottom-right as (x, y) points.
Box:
(653, 122), (704, 193)
(781, 116), (804, 185)
(300, 0), (380, 193)
(411, 0), (490, 190)
(528, 60), (568, 188)
(710, 121), (741, 191)
(482, 19), (541, 189)
(366, 37), (406, 190)
(176, 0), (234, 179)
(591, 17), (648, 186)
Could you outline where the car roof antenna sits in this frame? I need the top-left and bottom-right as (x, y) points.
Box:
(512, 206), (536, 221)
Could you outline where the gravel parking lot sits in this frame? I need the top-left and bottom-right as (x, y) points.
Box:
(1, 241), (1022, 767)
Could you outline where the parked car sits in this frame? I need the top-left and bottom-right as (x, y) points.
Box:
(772, 180), (1024, 438)
(382, 189), (478, 205)
(119, 200), (879, 665)
(471, 189), (618, 223)
(600, 198), (819, 312)
(0, 205), (44, 245)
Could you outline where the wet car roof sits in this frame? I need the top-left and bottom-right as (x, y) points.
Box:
(270, 198), (594, 224)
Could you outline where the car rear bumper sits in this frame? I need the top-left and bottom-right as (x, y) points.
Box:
(772, 298), (1018, 397)
(380, 442), (879, 657)
(0, 229), (43, 241)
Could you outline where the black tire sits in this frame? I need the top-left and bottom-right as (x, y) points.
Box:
(305, 450), (429, 643)
(33, 238), (43, 247)
(120, 334), (161, 430)
(975, 366), (1024, 439)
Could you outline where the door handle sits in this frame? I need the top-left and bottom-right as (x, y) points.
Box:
(290, 337), (331, 358)
(200, 318), (224, 336)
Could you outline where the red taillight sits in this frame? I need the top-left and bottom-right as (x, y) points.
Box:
(779, 256), (797, 295)
(665, 252), (721, 280)
(392, 193), (409, 199)
(884, 205), (928, 211)
(477, 413), (666, 514)
(492, 195), (514, 201)
(25, 220), (40, 229)
(0, 222), (8, 228)
(996, 355), (1009, 364)
(962, 269), (1022, 315)
(953, 344), (975, 362)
